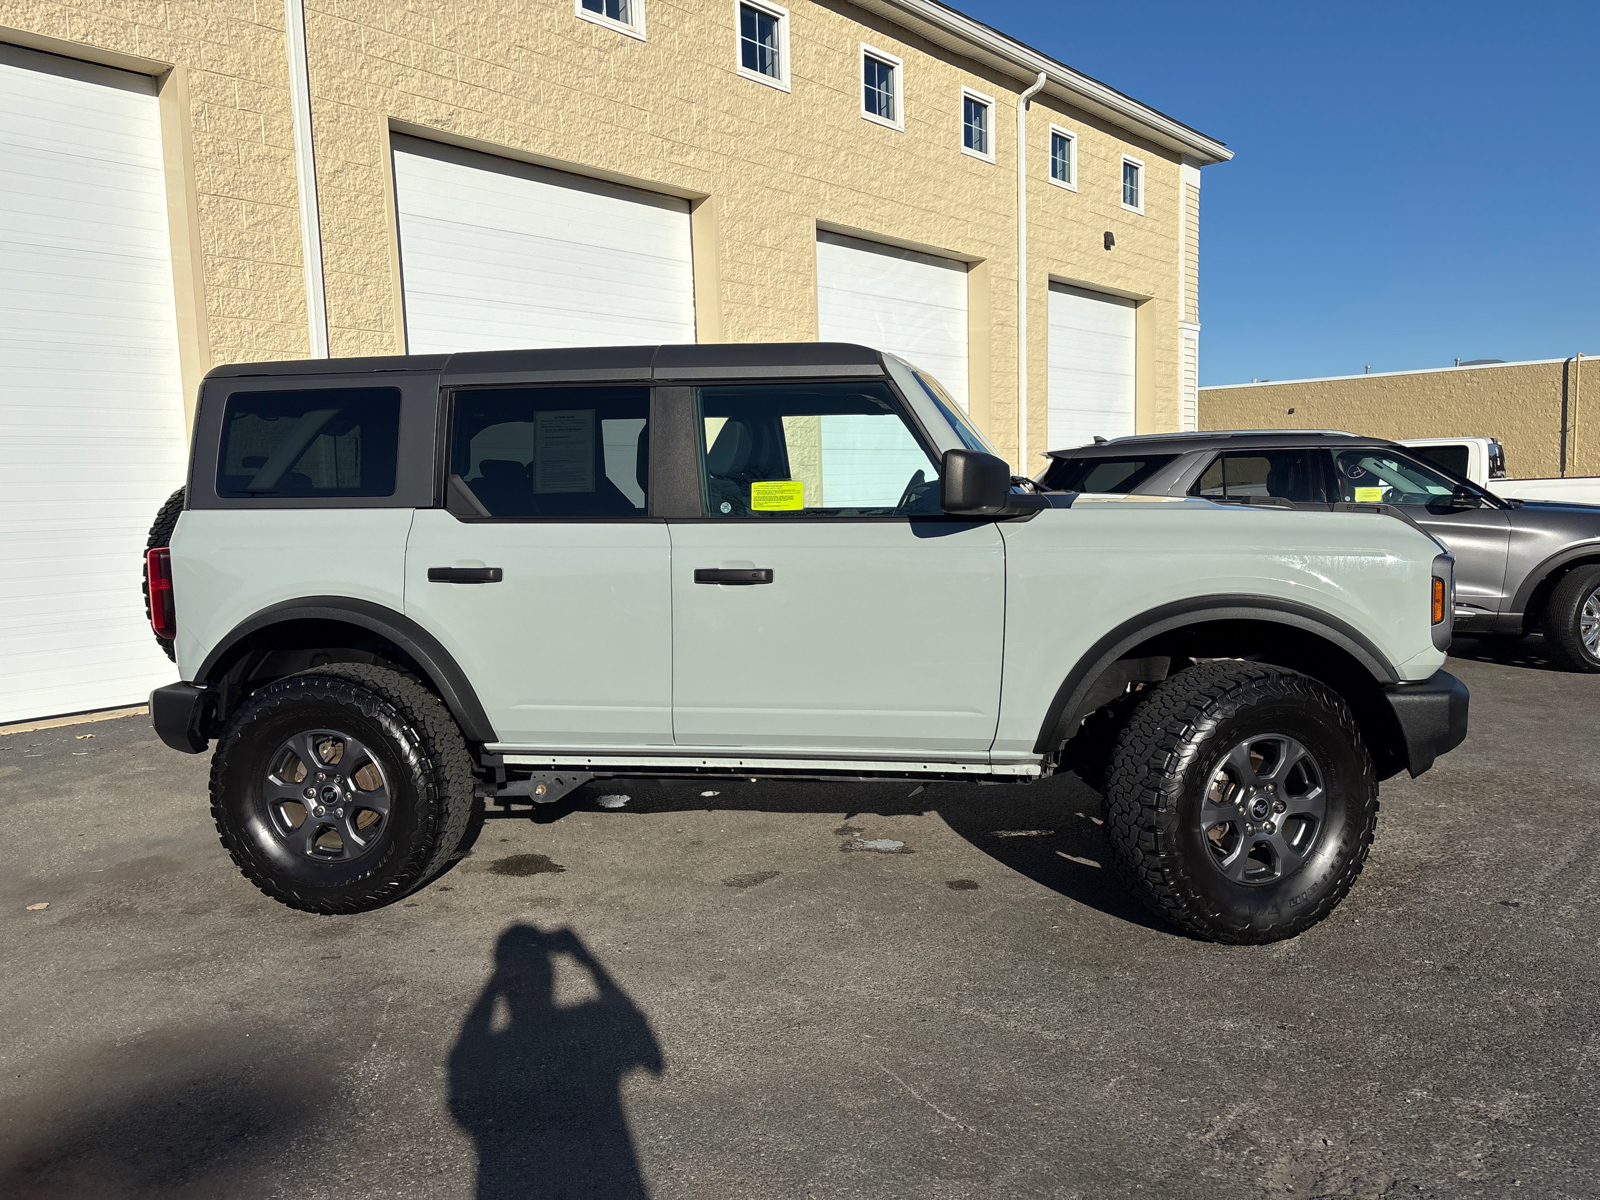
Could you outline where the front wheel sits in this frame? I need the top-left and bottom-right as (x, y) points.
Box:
(1104, 662), (1378, 944)
(209, 664), (475, 913)
(1540, 565), (1600, 673)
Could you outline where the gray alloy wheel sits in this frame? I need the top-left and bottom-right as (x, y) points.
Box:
(1582, 588), (1600, 659)
(262, 729), (391, 863)
(1199, 734), (1327, 886)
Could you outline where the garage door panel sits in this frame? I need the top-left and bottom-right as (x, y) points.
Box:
(815, 231), (969, 411)
(393, 134), (695, 355)
(0, 45), (185, 722)
(1047, 284), (1137, 452)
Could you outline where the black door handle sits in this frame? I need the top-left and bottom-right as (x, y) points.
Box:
(428, 567), (503, 583)
(694, 568), (773, 585)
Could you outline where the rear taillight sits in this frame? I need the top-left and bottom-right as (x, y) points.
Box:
(146, 547), (176, 640)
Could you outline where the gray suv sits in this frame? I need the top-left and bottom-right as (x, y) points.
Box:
(1040, 430), (1600, 671)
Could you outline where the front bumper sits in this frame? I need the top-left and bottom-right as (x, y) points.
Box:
(1383, 670), (1469, 778)
(150, 682), (213, 754)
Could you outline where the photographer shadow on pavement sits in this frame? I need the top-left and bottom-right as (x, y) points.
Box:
(449, 924), (664, 1200)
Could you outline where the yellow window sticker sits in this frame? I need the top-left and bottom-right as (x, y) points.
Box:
(750, 480), (804, 511)
(1354, 486), (1386, 503)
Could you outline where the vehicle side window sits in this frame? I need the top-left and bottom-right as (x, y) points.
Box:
(1039, 454), (1177, 493)
(450, 386), (649, 518)
(1409, 444), (1470, 479)
(217, 388), (401, 499)
(696, 381), (941, 517)
(1333, 450), (1461, 506)
(1190, 450), (1325, 503)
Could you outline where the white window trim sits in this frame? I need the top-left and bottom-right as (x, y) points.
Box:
(860, 43), (903, 132)
(1047, 123), (1077, 192)
(1121, 153), (1145, 215)
(575, 0), (646, 40)
(960, 86), (996, 164)
(735, 0), (791, 93)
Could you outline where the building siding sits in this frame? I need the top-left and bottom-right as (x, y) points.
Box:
(1199, 357), (1600, 479)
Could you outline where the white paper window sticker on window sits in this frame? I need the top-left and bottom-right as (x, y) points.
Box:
(535, 409), (596, 493)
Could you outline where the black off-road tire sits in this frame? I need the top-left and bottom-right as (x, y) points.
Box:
(210, 664), (475, 914)
(143, 486), (185, 661)
(1540, 565), (1600, 673)
(1103, 661), (1378, 944)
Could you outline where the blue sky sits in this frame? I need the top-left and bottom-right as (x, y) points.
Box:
(958, 1), (1600, 385)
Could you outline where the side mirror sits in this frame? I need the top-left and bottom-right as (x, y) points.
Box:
(1448, 485), (1482, 511)
(940, 450), (1046, 517)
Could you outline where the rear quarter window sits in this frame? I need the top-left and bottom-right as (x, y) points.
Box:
(217, 388), (401, 499)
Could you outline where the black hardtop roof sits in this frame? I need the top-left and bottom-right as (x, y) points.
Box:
(1043, 429), (1403, 459)
(204, 342), (887, 384)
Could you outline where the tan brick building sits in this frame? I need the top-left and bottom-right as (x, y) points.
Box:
(0, 0), (1226, 720)
(1200, 356), (1597, 480)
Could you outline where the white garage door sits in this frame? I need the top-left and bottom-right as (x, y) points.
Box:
(816, 230), (969, 409)
(1047, 283), (1137, 451)
(0, 46), (186, 723)
(392, 135), (696, 355)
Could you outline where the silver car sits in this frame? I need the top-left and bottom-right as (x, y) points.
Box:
(1040, 430), (1600, 671)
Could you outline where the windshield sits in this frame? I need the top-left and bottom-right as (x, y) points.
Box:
(883, 354), (997, 455)
(1039, 454), (1178, 494)
(1333, 449), (1493, 506)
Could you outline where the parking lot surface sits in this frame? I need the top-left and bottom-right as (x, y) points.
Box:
(2, 643), (1596, 1199)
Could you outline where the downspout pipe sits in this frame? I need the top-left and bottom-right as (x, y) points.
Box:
(285, 0), (329, 357)
(1015, 71), (1048, 472)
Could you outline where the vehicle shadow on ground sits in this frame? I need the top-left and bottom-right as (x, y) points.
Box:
(449, 923), (664, 1200)
(0, 1025), (322, 1198)
(1449, 633), (1561, 671)
(488, 773), (1173, 936)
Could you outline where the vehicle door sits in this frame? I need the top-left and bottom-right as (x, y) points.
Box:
(1327, 447), (1512, 613)
(405, 384), (672, 749)
(1188, 448), (1333, 510)
(666, 377), (1006, 756)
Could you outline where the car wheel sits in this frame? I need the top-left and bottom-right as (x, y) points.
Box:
(1540, 565), (1600, 673)
(210, 664), (475, 913)
(1104, 661), (1378, 944)
(143, 486), (185, 661)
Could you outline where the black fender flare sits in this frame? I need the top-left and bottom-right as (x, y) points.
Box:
(1033, 595), (1402, 754)
(1510, 541), (1600, 615)
(194, 596), (498, 744)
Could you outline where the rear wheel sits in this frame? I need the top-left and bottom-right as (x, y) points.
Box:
(1104, 661), (1378, 944)
(1540, 565), (1600, 673)
(209, 664), (474, 913)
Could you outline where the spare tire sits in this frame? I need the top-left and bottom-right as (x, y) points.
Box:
(143, 487), (185, 661)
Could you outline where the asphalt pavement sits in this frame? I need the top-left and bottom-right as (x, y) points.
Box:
(2, 640), (1596, 1199)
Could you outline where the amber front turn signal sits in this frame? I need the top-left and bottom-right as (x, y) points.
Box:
(1431, 576), (1446, 625)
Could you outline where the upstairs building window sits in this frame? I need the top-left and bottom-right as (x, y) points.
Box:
(1122, 155), (1145, 213)
(861, 46), (902, 130)
(577, 0), (644, 39)
(961, 88), (994, 162)
(1049, 125), (1076, 189)
(738, 1), (790, 91)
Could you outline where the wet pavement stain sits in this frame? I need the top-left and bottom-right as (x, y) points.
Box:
(945, 879), (980, 891)
(488, 854), (567, 877)
(840, 836), (911, 854)
(722, 870), (781, 889)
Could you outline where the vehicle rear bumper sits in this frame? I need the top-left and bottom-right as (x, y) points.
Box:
(1383, 670), (1469, 778)
(150, 682), (212, 754)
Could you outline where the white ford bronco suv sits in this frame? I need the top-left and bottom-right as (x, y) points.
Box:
(145, 343), (1468, 943)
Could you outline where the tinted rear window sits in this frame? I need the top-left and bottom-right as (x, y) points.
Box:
(1409, 444), (1471, 479)
(1040, 454), (1177, 494)
(217, 388), (401, 498)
